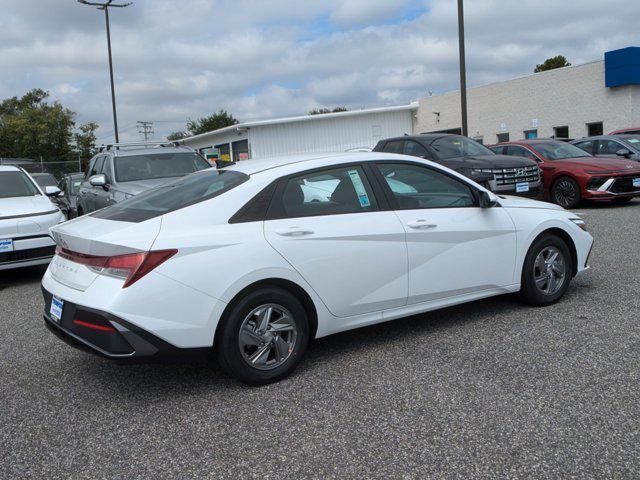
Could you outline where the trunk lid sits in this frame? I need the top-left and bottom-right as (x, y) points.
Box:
(49, 214), (162, 291)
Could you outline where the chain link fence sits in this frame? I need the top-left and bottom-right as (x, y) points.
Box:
(0, 159), (84, 180)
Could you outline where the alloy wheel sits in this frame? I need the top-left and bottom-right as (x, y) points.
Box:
(238, 304), (298, 371)
(533, 246), (566, 295)
(553, 180), (577, 207)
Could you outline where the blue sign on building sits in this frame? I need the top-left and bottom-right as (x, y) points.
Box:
(605, 47), (640, 88)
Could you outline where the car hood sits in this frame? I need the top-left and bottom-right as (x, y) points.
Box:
(550, 156), (640, 173)
(114, 177), (182, 195)
(0, 195), (58, 218)
(449, 154), (537, 169)
(498, 195), (565, 211)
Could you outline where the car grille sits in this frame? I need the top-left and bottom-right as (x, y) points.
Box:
(0, 245), (56, 264)
(492, 166), (541, 185)
(610, 176), (640, 194)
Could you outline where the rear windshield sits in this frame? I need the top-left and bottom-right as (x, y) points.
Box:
(92, 169), (249, 222)
(0, 171), (41, 198)
(114, 152), (211, 182)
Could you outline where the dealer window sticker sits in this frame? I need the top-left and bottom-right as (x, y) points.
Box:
(628, 138), (639, 144)
(347, 169), (371, 208)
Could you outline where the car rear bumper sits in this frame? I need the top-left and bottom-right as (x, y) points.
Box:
(42, 286), (209, 360)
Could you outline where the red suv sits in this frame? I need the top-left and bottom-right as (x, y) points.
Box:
(490, 139), (640, 208)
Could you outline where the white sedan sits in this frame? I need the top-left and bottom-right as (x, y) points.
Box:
(42, 153), (593, 384)
(0, 166), (65, 271)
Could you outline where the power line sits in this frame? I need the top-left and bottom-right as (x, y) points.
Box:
(136, 121), (154, 141)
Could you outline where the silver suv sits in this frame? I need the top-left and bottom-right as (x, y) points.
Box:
(77, 142), (212, 215)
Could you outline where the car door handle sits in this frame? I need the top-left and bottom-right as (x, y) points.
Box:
(407, 220), (437, 230)
(275, 228), (314, 237)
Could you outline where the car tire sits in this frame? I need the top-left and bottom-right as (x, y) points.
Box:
(215, 287), (310, 385)
(551, 176), (581, 209)
(518, 234), (573, 306)
(77, 206), (84, 217)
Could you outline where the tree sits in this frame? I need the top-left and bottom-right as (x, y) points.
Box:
(534, 55), (571, 73)
(74, 122), (99, 162)
(0, 88), (76, 162)
(166, 110), (239, 140)
(309, 106), (348, 115)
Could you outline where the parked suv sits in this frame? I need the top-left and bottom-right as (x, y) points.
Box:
(373, 134), (542, 197)
(77, 143), (211, 215)
(571, 135), (640, 162)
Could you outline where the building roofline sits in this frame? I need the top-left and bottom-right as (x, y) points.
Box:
(178, 103), (418, 144)
(423, 59), (604, 100)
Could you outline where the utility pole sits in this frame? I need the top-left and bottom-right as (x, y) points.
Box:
(78, 0), (132, 144)
(457, 0), (468, 137)
(137, 121), (154, 142)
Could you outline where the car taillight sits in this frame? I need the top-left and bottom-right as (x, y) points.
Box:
(55, 246), (177, 288)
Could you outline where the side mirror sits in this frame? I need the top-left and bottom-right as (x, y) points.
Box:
(44, 186), (62, 197)
(89, 174), (107, 188)
(616, 148), (633, 159)
(479, 190), (499, 208)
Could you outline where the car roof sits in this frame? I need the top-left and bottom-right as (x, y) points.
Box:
(226, 152), (417, 175)
(104, 146), (197, 157)
(379, 133), (456, 143)
(0, 165), (22, 172)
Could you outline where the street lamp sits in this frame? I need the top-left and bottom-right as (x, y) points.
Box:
(78, 0), (132, 144)
(457, 0), (468, 137)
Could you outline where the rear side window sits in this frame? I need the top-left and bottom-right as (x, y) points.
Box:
(573, 141), (593, 154)
(92, 170), (249, 222)
(382, 141), (404, 154)
(505, 145), (537, 160)
(268, 166), (378, 219)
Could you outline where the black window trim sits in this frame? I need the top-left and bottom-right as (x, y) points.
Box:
(369, 159), (482, 211)
(265, 162), (390, 221)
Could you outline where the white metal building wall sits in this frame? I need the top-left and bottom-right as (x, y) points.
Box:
(249, 110), (413, 159)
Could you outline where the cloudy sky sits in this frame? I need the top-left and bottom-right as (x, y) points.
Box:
(1, 0), (639, 142)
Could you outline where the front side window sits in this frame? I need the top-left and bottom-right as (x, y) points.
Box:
(596, 140), (624, 155)
(534, 142), (591, 160)
(271, 166), (378, 219)
(0, 171), (41, 198)
(92, 169), (248, 222)
(114, 152), (210, 183)
(89, 156), (104, 179)
(403, 141), (430, 158)
(429, 136), (494, 159)
(376, 163), (476, 209)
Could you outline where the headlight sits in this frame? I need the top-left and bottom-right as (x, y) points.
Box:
(569, 218), (587, 231)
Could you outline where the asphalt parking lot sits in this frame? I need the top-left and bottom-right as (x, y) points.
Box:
(1, 200), (639, 479)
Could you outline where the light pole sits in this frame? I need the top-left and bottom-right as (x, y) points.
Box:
(78, 0), (132, 144)
(457, 0), (468, 137)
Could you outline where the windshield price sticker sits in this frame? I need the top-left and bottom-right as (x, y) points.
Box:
(347, 169), (371, 208)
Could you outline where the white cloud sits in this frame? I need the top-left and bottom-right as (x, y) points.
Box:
(1, 0), (639, 142)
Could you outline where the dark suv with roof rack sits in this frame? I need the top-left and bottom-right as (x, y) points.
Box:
(373, 134), (542, 197)
(77, 142), (211, 215)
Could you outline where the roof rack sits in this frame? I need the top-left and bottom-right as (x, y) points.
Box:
(98, 141), (182, 152)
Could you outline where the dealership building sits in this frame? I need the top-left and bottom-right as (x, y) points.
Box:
(181, 46), (640, 159)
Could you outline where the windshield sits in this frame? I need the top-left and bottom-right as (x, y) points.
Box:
(93, 169), (249, 222)
(533, 142), (591, 160)
(430, 136), (494, 159)
(32, 174), (58, 187)
(114, 152), (211, 182)
(0, 171), (41, 198)
(624, 136), (640, 148)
